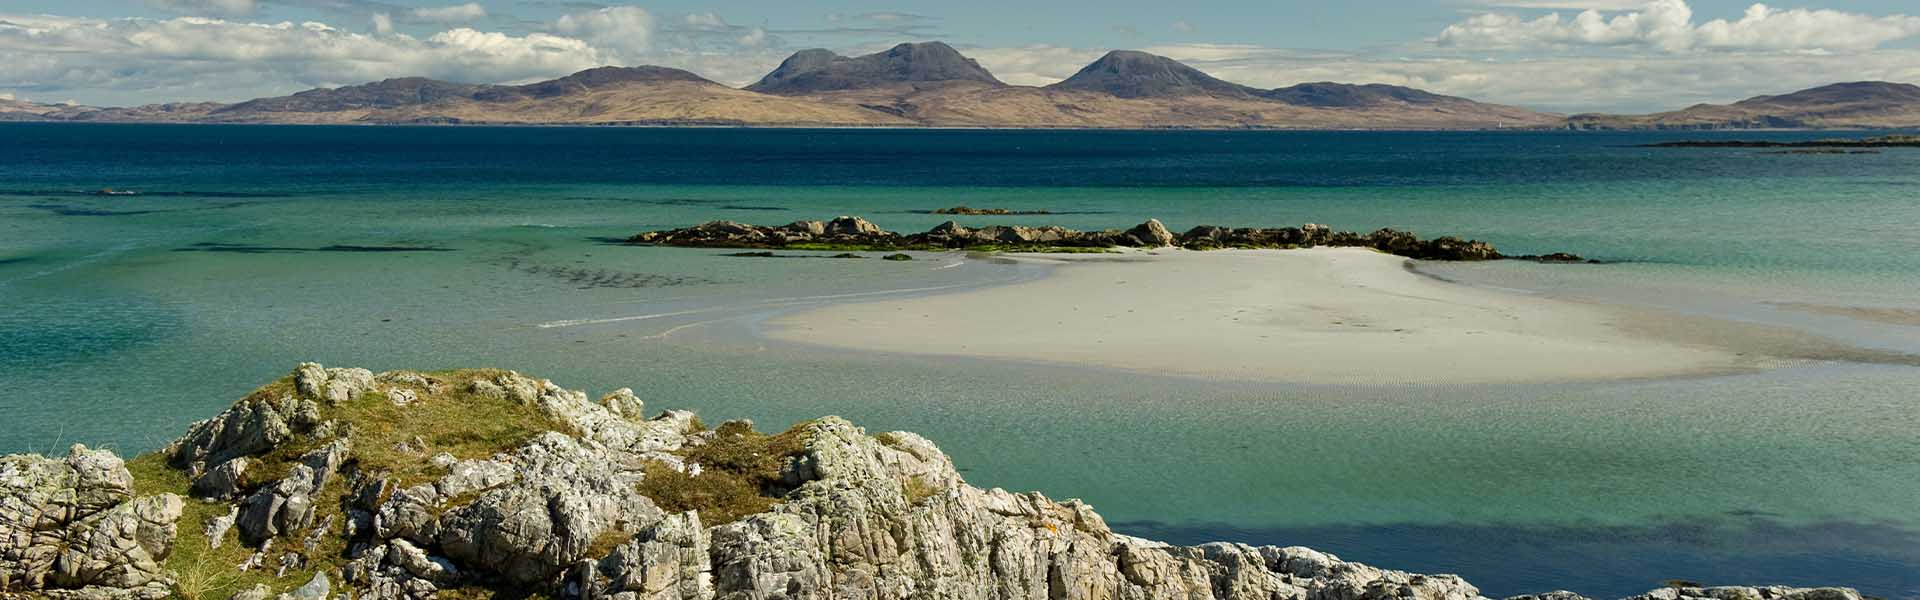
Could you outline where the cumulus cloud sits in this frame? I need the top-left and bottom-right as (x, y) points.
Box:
(0, 14), (604, 104)
(1438, 0), (1920, 53)
(552, 5), (655, 55)
(409, 3), (487, 24)
(738, 27), (767, 48)
(682, 12), (728, 31)
(145, 0), (256, 17)
(1472, 1), (1650, 8)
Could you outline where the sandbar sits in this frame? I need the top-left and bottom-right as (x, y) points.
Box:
(761, 248), (1783, 384)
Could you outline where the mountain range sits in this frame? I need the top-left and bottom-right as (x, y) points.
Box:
(6, 41), (1919, 130)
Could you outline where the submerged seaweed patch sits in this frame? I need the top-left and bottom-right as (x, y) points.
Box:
(30, 201), (254, 217)
(0, 189), (293, 198)
(508, 263), (711, 289)
(491, 240), (717, 289)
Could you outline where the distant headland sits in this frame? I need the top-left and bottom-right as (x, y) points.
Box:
(5, 41), (1919, 130)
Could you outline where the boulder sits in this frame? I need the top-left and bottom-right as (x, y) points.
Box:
(0, 446), (182, 596)
(823, 216), (884, 237)
(1121, 219), (1176, 246)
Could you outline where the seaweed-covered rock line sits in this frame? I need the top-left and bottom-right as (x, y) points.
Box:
(627, 216), (1592, 262)
(2, 364), (1859, 599)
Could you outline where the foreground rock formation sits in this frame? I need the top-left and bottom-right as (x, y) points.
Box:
(628, 216), (1593, 262)
(2, 364), (1861, 599)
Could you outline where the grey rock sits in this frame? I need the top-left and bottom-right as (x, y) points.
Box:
(0, 446), (182, 595)
(1122, 218), (1177, 246)
(823, 215), (884, 237)
(236, 439), (350, 545)
(230, 584), (273, 600)
(602, 388), (647, 420)
(190, 456), (250, 500)
(424, 432), (661, 585)
(283, 572), (329, 600)
(204, 505), (238, 549)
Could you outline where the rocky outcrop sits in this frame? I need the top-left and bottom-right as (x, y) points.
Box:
(627, 216), (1534, 261)
(1, 445), (183, 599)
(0, 364), (1861, 599)
(928, 206), (1054, 216)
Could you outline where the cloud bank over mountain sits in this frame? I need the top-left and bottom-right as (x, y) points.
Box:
(3, 0), (1920, 113)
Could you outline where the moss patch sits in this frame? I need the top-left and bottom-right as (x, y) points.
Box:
(635, 420), (812, 525)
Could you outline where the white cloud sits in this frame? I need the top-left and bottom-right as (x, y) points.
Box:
(1171, 19), (1195, 33)
(966, 45), (1108, 86)
(0, 14), (605, 105)
(145, 0), (255, 17)
(409, 3), (488, 24)
(1473, 1), (1651, 9)
(738, 27), (767, 48)
(1439, 0), (1920, 53)
(371, 13), (393, 34)
(552, 6), (655, 56)
(0, 91), (14, 100)
(683, 12), (728, 30)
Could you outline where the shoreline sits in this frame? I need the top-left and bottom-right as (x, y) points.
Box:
(759, 247), (1902, 385)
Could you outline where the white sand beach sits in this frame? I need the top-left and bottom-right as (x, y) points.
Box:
(762, 248), (1778, 384)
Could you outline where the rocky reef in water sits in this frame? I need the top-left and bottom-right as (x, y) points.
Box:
(626, 216), (1594, 262)
(1640, 135), (1920, 148)
(1, 364), (1854, 599)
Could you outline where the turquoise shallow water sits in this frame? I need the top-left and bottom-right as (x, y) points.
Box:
(2, 123), (1919, 597)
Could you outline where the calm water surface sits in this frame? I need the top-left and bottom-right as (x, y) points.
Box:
(2, 123), (1918, 598)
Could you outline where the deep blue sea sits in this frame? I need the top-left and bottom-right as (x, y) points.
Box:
(3, 123), (1918, 598)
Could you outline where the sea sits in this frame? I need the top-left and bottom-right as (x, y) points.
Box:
(2, 123), (1918, 598)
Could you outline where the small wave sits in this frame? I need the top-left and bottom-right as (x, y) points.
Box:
(537, 307), (727, 329)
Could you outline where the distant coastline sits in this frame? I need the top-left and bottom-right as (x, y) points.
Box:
(9, 42), (1920, 131)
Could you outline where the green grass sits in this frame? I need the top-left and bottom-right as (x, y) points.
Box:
(635, 420), (813, 525)
(903, 475), (940, 506)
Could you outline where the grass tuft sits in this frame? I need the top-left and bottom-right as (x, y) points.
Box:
(634, 420), (813, 525)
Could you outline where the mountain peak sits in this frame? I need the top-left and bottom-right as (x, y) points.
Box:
(746, 41), (1003, 94)
(1264, 82), (1456, 108)
(482, 66), (717, 101)
(1736, 81), (1920, 108)
(1047, 50), (1257, 99)
(215, 77), (483, 114)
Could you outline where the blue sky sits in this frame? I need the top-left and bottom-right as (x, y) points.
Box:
(6, 0), (1920, 112)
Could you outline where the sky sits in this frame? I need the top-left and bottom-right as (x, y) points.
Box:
(5, 0), (1920, 113)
